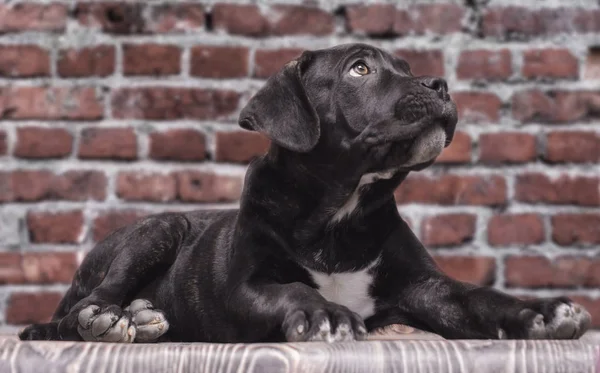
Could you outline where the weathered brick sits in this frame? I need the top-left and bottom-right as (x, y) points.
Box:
(176, 171), (243, 202)
(395, 175), (507, 206)
(190, 46), (249, 78)
(0, 46), (50, 78)
(346, 5), (396, 36)
(75, 3), (145, 34)
(116, 172), (176, 202)
(395, 49), (444, 77)
(488, 213), (545, 246)
(434, 256), (496, 286)
(123, 44), (181, 76)
(111, 88), (239, 120)
(0, 131), (7, 155)
(215, 131), (270, 163)
(27, 210), (84, 244)
(254, 48), (305, 79)
(552, 214), (600, 246)
(479, 133), (537, 164)
(212, 4), (333, 36)
(457, 49), (512, 81)
(544, 131), (600, 163)
(522, 49), (578, 80)
(78, 128), (137, 160)
(146, 4), (204, 33)
(5, 292), (63, 324)
(505, 256), (600, 288)
(15, 127), (72, 159)
(0, 87), (104, 120)
(451, 92), (502, 123)
(0, 3), (67, 33)
(584, 47), (600, 79)
(9, 170), (106, 202)
(0, 252), (77, 285)
(149, 129), (206, 162)
(512, 90), (600, 123)
(57, 45), (115, 77)
(93, 210), (148, 242)
(516, 173), (599, 207)
(394, 4), (465, 35)
(435, 131), (471, 164)
(421, 214), (476, 247)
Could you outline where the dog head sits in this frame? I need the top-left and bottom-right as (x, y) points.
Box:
(239, 43), (458, 174)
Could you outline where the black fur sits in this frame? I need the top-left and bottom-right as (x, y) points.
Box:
(19, 43), (589, 343)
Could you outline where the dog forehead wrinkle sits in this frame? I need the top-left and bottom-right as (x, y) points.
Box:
(330, 170), (396, 223)
(305, 257), (379, 319)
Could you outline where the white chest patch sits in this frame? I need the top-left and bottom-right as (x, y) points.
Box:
(331, 170), (395, 223)
(305, 258), (379, 319)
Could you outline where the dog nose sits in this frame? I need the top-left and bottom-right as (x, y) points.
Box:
(420, 77), (448, 100)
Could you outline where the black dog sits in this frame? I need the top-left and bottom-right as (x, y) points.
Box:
(19, 43), (590, 343)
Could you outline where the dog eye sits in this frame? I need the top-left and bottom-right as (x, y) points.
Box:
(349, 62), (370, 77)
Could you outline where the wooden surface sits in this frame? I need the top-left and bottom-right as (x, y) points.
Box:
(1, 330), (599, 373)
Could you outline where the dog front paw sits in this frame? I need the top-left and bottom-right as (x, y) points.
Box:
(502, 297), (591, 339)
(282, 303), (367, 343)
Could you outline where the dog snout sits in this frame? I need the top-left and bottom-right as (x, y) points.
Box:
(419, 77), (449, 101)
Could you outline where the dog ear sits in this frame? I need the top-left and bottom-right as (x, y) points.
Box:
(238, 52), (320, 153)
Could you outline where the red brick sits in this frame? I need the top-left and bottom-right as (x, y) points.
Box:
(190, 46), (249, 78)
(394, 49), (444, 77)
(111, 88), (239, 120)
(451, 92), (502, 123)
(176, 171), (243, 202)
(0, 3), (67, 33)
(346, 5), (396, 36)
(512, 90), (600, 123)
(568, 297), (600, 328)
(544, 131), (600, 163)
(435, 131), (472, 164)
(57, 45), (115, 77)
(522, 49), (578, 80)
(5, 292), (63, 324)
(0, 46), (50, 78)
(123, 44), (181, 76)
(434, 256), (496, 286)
(421, 214), (476, 247)
(0, 172), (10, 202)
(488, 213), (545, 246)
(215, 131), (270, 163)
(482, 7), (600, 39)
(149, 129), (206, 162)
(395, 174), (507, 206)
(268, 5), (334, 36)
(78, 128), (137, 160)
(116, 172), (176, 202)
(212, 4), (267, 36)
(0, 252), (77, 285)
(27, 210), (84, 244)
(15, 127), (72, 159)
(93, 210), (148, 242)
(75, 3), (145, 34)
(456, 49), (512, 81)
(479, 133), (537, 164)
(0, 86), (104, 120)
(584, 47), (600, 79)
(516, 173), (599, 207)
(8, 170), (106, 202)
(0, 131), (6, 156)
(254, 48), (305, 79)
(211, 4), (333, 36)
(146, 4), (204, 33)
(505, 256), (600, 288)
(552, 214), (600, 246)
(394, 4), (464, 35)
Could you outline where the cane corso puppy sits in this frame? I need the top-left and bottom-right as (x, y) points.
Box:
(19, 43), (591, 343)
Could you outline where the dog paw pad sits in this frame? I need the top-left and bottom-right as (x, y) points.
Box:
(125, 299), (169, 343)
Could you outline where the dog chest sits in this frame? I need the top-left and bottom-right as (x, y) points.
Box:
(305, 267), (376, 319)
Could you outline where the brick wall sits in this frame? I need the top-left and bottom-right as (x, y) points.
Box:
(0, 0), (599, 332)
